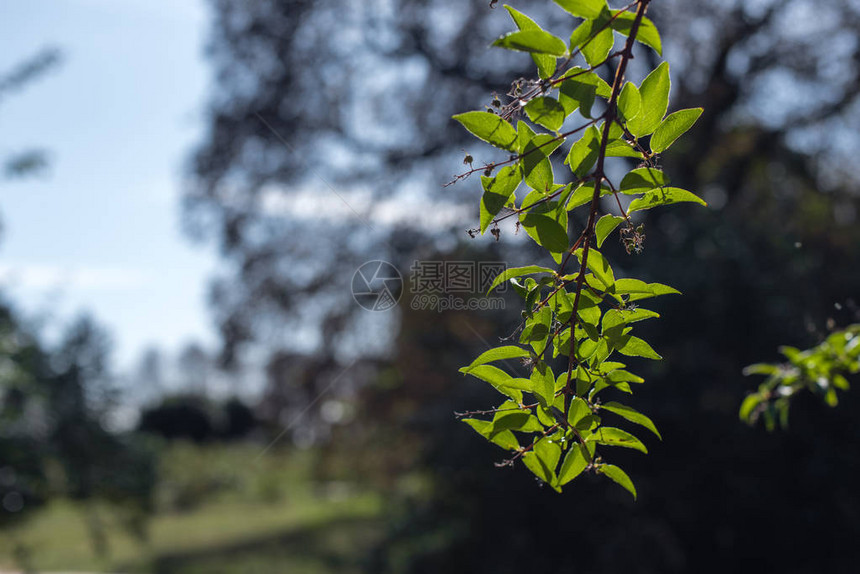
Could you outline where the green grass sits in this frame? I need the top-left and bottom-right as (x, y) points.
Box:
(0, 444), (384, 573)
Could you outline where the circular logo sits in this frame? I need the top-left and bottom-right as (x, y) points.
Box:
(351, 260), (403, 311)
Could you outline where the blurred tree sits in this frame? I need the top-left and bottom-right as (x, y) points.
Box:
(0, 298), (52, 528)
(137, 393), (259, 442)
(0, 47), (61, 181)
(138, 394), (215, 443)
(177, 341), (211, 395)
(186, 0), (860, 363)
(133, 346), (165, 403)
(45, 316), (156, 554)
(0, 313), (156, 561)
(186, 0), (860, 571)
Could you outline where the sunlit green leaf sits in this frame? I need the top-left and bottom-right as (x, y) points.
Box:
(558, 443), (589, 485)
(627, 62), (669, 138)
(523, 134), (563, 191)
(570, 18), (614, 67)
(627, 187), (707, 212)
(611, 278), (681, 301)
(463, 419), (520, 451)
(609, 12), (662, 55)
(576, 248), (615, 289)
(600, 401), (661, 439)
(523, 436), (562, 487)
(566, 126), (601, 177)
(591, 427), (648, 453)
(605, 139), (644, 158)
(480, 164), (521, 233)
(525, 97), (567, 131)
(595, 214), (625, 248)
(650, 108), (703, 153)
(566, 182), (612, 210)
(504, 5), (557, 79)
(487, 265), (555, 294)
(460, 364), (532, 401)
(462, 345), (531, 372)
(601, 464), (637, 499)
(619, 167), (668, 194)
(558, 68), (611, 118)
(453, 111), (518, 151)
(614, 334), (662, 360)
(601, 308), (660, 331)
(617, 82), (641, 122)
(520, 201), (569, 254)
(493, 29), (568, 56)
(552, 0), (608, 19)
(531, 361), (556, 407)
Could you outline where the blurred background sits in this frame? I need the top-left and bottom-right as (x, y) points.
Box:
(1, 0), (860, 572)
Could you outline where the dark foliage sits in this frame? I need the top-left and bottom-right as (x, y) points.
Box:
(188, 0), (860, 571)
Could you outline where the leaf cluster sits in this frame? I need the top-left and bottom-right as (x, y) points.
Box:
(741, 325), (860, 430)
(451, 0), (705, 498)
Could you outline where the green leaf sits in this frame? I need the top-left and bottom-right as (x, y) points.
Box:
(617, 82), (641, 122)
(493, 29), (568, 57)
(480, 164), (521, 234)
(524, 97), (567, 131)
(558, 68), (611, 118)
(520, 202), (569, 254)
(627, 62), (670, 138)
(739, 394), (762, 423)
(627, 187), (707, 213)
(453, 111), (519, 151)
(567, 396), (591, 428)
(460, 365), (532, 401)
(565, 182), (612, 210)
(565, 126), (601, 177)
(611, 278), (681, 301)
(558, 443), (589, 485)
(601, 308), (660, 331)
(521, 307), (552, 355)
(503, 5), (557, 79)
(605, 139), (644, 158)
(487, 265), (555, 294)
(605, 369), (644, 384)
(463, 419), (520, 451)
(569, 18), (614, 67)
(522, 134), (562, 191)
(601, 464), (637, 499)
(609, 12), (662, 55)
(523, 437), (562, 487)
(462, 345), (531, 372)
(530, 361), (556, 408)
(550, 287), (574, 323)
(742, 363), (782, 376)
(492, 402), (544, 434)
(595, 214), (624, 248)
(619, 167), (668, 195)
(650, 108), (703, 153)
(600, 401), (662, 439)
(576, 248), (615, 289)
(516, 120), (536, 154)
(591, 427), (648, 453)
(552, 0), (608, 19)
(614, 334), (662, 360)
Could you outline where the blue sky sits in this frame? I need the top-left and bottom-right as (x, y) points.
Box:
(0, 0), (218, 369)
